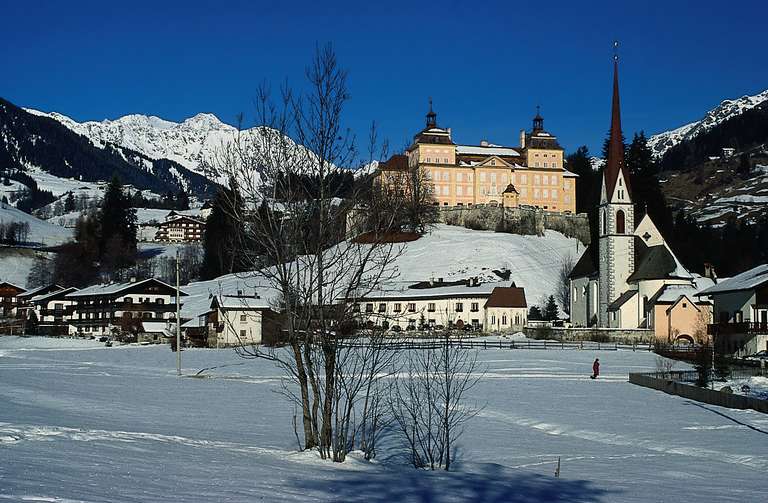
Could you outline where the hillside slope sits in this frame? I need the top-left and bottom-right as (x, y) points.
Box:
(179, 224), (581, 319)
(0, 201), (72, 246)
(649, 88), (768, 158)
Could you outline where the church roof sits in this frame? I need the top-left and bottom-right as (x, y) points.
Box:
(608, 289), (637, 311)
(379, 154), (408, 172)
(568, 245), (598, 279)
(603, 59), (633, 201)
(627, 244), (692, 283)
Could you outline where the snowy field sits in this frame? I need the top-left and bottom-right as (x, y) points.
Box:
(1, 337), (767, 502)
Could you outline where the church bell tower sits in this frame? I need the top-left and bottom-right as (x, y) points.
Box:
(598, 44), (635, 326)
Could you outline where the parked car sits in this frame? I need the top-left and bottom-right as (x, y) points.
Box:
(744, 350), (767, 361)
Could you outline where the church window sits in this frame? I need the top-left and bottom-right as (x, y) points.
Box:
(535, 162), (540, 168)
(543, 162), (548, 168)
(602, 210), (607, 234)
(534, 175), (540, 184)
(456, 173), (462, 182)
(491, 159), (496, 166)
(456, 186), (463, 196)
(616, 210), (626, 234)
(551, 175), (557, 185)
(534, 189), (540, 199)
(490, 173), (496, 183)
(619, 178), (622, 186)
(542, 189), (548, 199)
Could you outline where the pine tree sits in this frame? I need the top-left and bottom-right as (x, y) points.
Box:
(543, 295), (560, 321)
(98, 176), (137, 276)
(64, 192), (76, 213)
(200, 186), (244, 280)
(528, 305), (543, 321)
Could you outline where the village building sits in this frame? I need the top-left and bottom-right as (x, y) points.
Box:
(377, 103), (577, 212)
(200, 293), (282, 347)
(698, 264), (768, 356)
(65, 278), (185, 337)
(568, 56), (714, 344)
(355, 279), (527, 332)
(484, 286), (528, 331)
(0, 281), (26, 318)
(154, 212), (205, 242)
(27, 286), (79, 336)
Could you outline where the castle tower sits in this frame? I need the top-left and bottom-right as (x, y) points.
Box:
(598, 48), (635, 326)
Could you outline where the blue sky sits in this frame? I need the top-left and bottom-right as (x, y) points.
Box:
(3, 0), (767, 157)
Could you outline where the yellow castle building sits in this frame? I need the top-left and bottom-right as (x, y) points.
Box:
(378, 103), (577, 212)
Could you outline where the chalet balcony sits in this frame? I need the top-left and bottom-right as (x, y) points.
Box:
(708, 322), (768, 336)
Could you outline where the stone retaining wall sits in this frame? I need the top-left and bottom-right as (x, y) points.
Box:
(629, 372), (768, 414)
(440, 206), (590, 244)
(524, 326), (654, 344)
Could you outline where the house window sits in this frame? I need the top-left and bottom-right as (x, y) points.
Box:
(502, 315), (508, 325)
(240, 314), (247, 322)
(378, 303), (386, 313)
(491, 315), (496, 325)
(427, 303), (436, 312)
(353, 304), (360, 312)
(456, 302), (463, 312)
(394, 303), (402, 312)
(240, 330), (246, 338)
(471, 303), (479, 312)
(408, 303), (416, 313)
(366, 303), (374, 313)
(156, 298), (164, 304)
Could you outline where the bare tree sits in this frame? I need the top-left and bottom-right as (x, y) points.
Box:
(389, 333), (483, 470)
(203, 45), (405, 461)
(557, 255), (575, 316)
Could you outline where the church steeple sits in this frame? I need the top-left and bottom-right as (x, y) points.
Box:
(603, 42), (632, 201)
(425, 98), (437, 128)
(532, 105), (544, 133)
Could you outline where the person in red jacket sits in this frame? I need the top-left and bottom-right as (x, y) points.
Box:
(591, 358), (600, 379)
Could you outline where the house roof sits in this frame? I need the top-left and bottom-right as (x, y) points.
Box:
(608, 289), (637, 311)
(211, 294), (272, 310)
(568, 245), (598, 279)
(32, 287), (79, 304)
(0, 281), (25, 292)
(379, 154), (408, 172)
(360, 281), (512, 301)
(647, 281), (713, 307)
(484, 287), (527, 308)
(627, 244), (692, 283)
(665, 294), (703, 315)
(698, 264), (768, 296)
(66, 278), (187, 298)
(17, 284), (63, 299)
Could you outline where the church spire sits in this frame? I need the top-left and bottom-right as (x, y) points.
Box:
(603, 41), (631, 200)
(425, 97), (437, 128)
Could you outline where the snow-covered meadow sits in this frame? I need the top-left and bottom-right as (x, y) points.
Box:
(1, 337), (766, 502)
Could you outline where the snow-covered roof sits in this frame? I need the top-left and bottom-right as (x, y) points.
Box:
(31, 287), (78, 304)
(66, 278), (186, 298)
(456, 145), (520, 157)
(17, 284), (63, 299)
(698, 264), (768, 295)
(359, 281), (513, 300)
(212, 294), (272, 310)
(141, 321), (174, 335)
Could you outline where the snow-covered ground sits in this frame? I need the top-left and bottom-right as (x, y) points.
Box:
(1, 336), (766, 502)
(178, 224), (581, 322)
(0, 249), (54, 288)
(0, 201), (73, 246)
(720, 375), (768, 400)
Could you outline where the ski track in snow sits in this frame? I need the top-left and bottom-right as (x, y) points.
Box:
(479, 408), (768, 471)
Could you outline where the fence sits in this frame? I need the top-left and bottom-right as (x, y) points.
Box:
(338, 338), (653, 352)
(628, 371), (768, 414)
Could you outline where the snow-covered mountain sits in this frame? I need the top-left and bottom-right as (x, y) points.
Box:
(648, 88), (768, 158)
(25, 110), (243, 176)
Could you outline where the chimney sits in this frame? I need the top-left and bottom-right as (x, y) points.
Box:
(429, 276), (435, 287)
(438, 277), (443, 283)
(237, 289), (243, 296)
(520, 129), (526, 149)
(703, 263), (717, 280)
(129, 277), (137, 283)
(480, 140), (489, 147)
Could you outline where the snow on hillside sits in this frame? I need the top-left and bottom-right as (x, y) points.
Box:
(649, 88), (768, 158)
(0, 249), (54, 288)
(0, 201), (72, 246)
(25, 109), (310, 179)
(179, 225), (580, 321)
(1, 339), (766, 502)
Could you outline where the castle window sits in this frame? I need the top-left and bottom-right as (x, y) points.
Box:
(616, 210), (626, 234)
(602, 210), (607, 234)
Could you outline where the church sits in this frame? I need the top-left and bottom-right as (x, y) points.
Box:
(568, 54), (715, 343)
